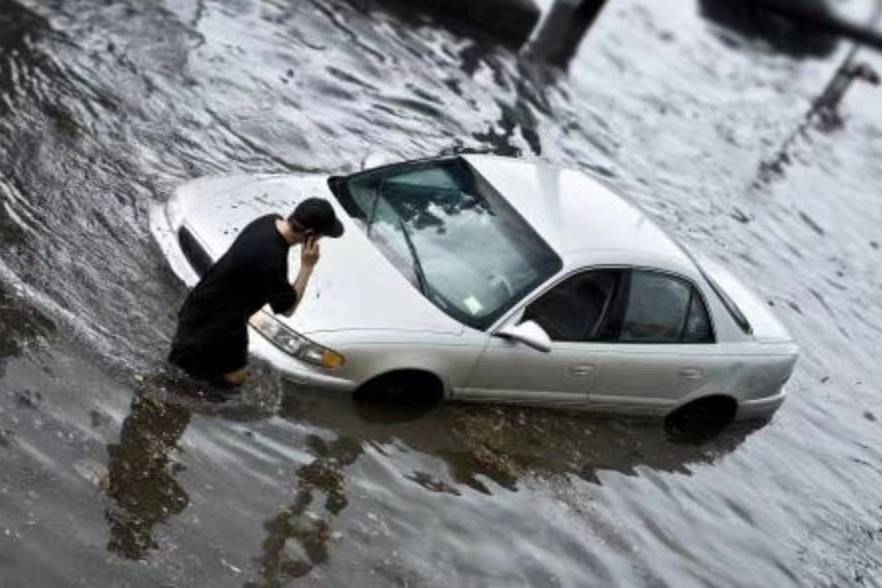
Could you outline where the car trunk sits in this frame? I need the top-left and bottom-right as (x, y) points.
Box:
(697, 255), (794, 343)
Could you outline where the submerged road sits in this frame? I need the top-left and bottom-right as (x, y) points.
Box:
(0, 0), (881, 585)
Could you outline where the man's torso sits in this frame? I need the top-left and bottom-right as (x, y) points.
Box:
(180, 213), (289, 328)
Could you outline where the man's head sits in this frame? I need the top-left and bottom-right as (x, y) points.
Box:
(287, 198), (344, 241)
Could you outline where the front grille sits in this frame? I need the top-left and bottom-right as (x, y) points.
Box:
(177, 226), (213, 277)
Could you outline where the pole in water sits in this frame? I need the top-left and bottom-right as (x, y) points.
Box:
(527, 0), (608, 68)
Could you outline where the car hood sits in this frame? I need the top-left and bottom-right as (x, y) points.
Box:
(170, 173), (465, 336)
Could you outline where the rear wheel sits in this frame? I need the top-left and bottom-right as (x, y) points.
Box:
(665, 395), (737, 442)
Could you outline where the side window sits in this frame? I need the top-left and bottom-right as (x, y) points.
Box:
(523, 270), (619, 342)
(618, 271), (691, 343)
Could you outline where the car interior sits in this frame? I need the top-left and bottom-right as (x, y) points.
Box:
(522, 269), (715, 345)
(523, 270), (620, 342)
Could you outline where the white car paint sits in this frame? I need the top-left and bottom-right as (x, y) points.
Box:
(150, 155), (798, 420)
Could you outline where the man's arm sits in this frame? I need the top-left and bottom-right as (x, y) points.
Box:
(281, 237), (320, 317)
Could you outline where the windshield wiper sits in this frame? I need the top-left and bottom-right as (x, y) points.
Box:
(366, 178), (385, 237)
(397, 218), (429, 296)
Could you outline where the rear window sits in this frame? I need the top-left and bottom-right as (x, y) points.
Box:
(682, 289), (714, 343)
(697, 267), (752, 335)
(678, 247), (753, 336)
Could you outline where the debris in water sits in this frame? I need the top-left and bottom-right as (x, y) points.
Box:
(89, 409), (111, 428)
(14, 389), (41, 409)
(0, 428), (15, 448)
(220, 558), (243, 574)
(798, 211), (825, 236)
(405, 471), (462, 496)
(74, 459), (109, 490)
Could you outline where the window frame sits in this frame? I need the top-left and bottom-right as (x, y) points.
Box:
(504, 265), (717, 345)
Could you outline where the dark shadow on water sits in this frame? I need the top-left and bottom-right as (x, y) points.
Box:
(247, 433), (363, 586)
(0, 282), (55, 374)
(343, 0), (539, 50)
(0, 0), (65, 115)
(454, 41), (553, 157)
(244, 384), (767, 583)
(352, 394), (440, 423)
(101, 365), (287, 561)
(698, 0), (839, 58)
(279, 385), (768, 492)
(105, 393), (191, 560)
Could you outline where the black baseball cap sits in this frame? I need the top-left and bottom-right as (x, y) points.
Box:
(291, 198), (344, 238)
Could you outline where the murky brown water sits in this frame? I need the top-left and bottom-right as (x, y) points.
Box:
(1, 0), (881, 585)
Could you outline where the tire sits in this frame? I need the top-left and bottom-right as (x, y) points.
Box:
(665, 395), (737, 443)
(353, 371), (444, 419)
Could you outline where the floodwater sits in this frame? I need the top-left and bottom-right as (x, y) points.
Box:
(1, 0), (881, 585)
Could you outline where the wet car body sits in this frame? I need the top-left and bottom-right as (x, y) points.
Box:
(150, 155), (798, 421)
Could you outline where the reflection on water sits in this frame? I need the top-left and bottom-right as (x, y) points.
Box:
(698, 0), (839, 58)
(250, 433), (362, 585)
(284, 388), (762, 492)
(0, 0), (50, 110)
(105, 394), (191, 560)
(235, 385), (762, 582)
(0, 282), (53, 365)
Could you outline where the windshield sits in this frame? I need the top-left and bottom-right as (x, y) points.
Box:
(332, 157), (562, 330)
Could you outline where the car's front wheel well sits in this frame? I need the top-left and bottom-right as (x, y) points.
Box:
(665, 394), (738, 441)
(354, 369), (445, 407)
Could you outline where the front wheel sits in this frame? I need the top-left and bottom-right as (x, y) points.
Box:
(353, 371), (444, 422)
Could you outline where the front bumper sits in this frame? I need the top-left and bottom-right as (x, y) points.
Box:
(248, 328), (357, 391)
(735, 386), (788, 420)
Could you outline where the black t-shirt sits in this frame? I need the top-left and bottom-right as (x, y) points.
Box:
(179, 214), (297, 328)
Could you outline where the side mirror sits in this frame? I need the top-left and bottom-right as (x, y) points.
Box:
(495, 320), (552, 353)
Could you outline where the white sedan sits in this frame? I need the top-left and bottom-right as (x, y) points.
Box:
(151, 155), (798, 426)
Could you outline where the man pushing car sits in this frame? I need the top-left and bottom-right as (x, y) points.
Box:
(169, 198), (344, 387)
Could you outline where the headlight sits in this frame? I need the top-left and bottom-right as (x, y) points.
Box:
(248, 311), (345, 369)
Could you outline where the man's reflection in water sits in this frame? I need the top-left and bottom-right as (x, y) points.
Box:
(105, 394), (191, 559)
(248, 434), (362, 586)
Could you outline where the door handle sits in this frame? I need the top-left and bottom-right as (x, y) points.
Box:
(679, 368), (704, 380)
(570, 365), (595, 377)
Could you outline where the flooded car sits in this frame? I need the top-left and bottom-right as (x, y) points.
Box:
(151, 155), (798, 424)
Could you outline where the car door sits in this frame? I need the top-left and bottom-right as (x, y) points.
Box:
(460, 269), (621, 406)
(586, 269), (722, 414)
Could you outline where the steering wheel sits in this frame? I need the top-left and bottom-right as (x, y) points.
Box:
(487, 272), (515, 298)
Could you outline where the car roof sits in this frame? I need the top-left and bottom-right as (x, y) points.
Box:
(462, 154), (696, 273)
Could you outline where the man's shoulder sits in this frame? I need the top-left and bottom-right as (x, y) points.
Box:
(236, 213), (282, 240)
(231, 214), (286, 259)
(246, 213), (282, 230)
